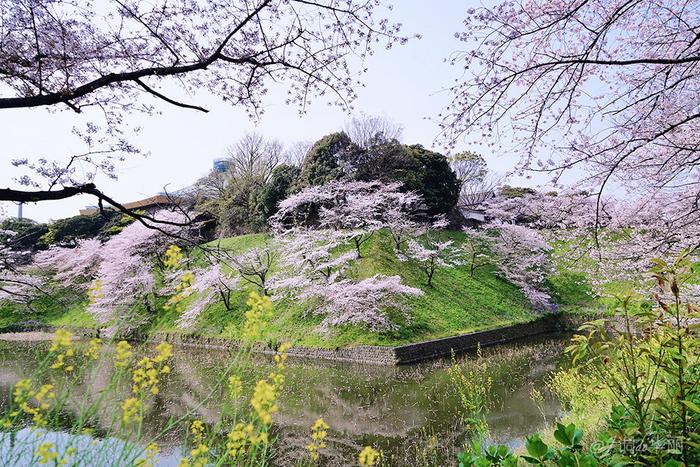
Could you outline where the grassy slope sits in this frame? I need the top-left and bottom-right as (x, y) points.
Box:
(0, 287), (96, 328)
(3, 230), (605, 348)
(148, 230), (538, 348)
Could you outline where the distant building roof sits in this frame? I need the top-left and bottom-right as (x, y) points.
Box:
(79, 194), (177, 216)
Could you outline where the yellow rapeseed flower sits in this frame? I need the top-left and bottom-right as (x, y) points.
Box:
(307, 417), (329, 461)
(250, 379), (278, 425)
(58, 446), (76, 466)
(154, 342), (173, 363)
(84, 338), (102, 360)
(49, 330), (76, 373)
(13, 379), (54, 427)
(115, 341), (133, 369)
(190, 420), (205, 445)
(242, 291), (273, 341)
(164, 245), (185, 269)
(121, 397), (142, 425)
(190, 443), (209, 467)
(227, 375), (243, 399)
(358, 446), (381, 466)
(225, 422), (269, 460)
(36, 442), (57, 465)
(135, 443), (159, 467)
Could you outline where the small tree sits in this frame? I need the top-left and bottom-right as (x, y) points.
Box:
(166, 264), (241, 329)
(474, 222), (555, 311)
(403, 237), (460, 287)
(272, 180), (410, 258)
(229, 246), (276, 295)
(344, 113), (403, 149)
(300, 275), (422, 331)
(461, 228), (491, 277)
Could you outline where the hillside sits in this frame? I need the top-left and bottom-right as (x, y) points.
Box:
(147, 230), (542, 348)
(0, 230), (602, 348)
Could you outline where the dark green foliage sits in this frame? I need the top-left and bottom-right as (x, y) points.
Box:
(296, 132), (357, 187)
(40, 211), (119, 246)
(499, 185), (537, 198)
(0, 218), (48, 250)
(344, 140), (460, 216)
(458, 424), (597, 466)
(217, 178), (267, 235)
(98, 211), (139, 237)
(254, 164), (301, 220)
(401, 145), (460, 215)
(349, 139), (413, 181)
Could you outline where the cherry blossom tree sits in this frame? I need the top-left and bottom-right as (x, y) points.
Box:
(402, 237), (461, 287)
(299, 275), (423, 331)
(270, 229), (356, 293)
(82, 210), (194, 325)
(460, 228), (491, 277)
(32, 239), (103, 287)
(474, 221), (556, 311)
(167, 264), (241, 329)
(227, 246), (276, 295)
(0, 0), (412, 217)
(270, 226), (423, 330)
(443, 1), (700, 234)
(271, 180), (423, 257)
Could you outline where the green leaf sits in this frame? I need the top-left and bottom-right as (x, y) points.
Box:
(681, 399), (700, 414)
(525, 434), (549, 459)
(553, 423), (573, 447)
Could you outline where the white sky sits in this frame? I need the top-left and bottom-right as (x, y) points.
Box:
(0, 1), (529, 223)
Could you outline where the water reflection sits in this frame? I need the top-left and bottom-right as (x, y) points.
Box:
(0, 334), (568, 466)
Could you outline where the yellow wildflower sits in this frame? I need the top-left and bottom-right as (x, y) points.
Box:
(165, 270), (195, 311)
(242, 291), (273, 341)
(58, 446), (76, 466)
(190, 443), (209, 467)
(190, 420), (205, 444)
(358, 446), (381, 466)
(115, 340), (133, 369)
(227, 375), (243, 399)
(84, 338), (102, 360)
(36, 442), (57, 465)
(13, 379), (54, 427)
(250, 379), (278, 425)
(49, 330), (76, 373)
(274, 342), (291, 370)
(153, 342), (173, 363)
(49, 330), (72, 352)
(178, 459), (191, 467)
(135, 443), (159, 467)
(307, 417), (329, 461)
(226, 422), (269, 459)
(121, 397), (142, 425)
(164, 245), (185, 269)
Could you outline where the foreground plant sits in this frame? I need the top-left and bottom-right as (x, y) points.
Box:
(459, 253), (700, 466)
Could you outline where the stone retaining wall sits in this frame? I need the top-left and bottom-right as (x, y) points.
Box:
(393, 316), (563, 364)
(0, 314), (579, 366)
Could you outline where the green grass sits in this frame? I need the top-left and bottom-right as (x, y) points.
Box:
(2, 229), (611, 348)
(0, 287), (96, 329)
(147, 230), (538, 348)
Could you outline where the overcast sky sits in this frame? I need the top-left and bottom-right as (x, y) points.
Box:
(0, 1), (529, 223)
